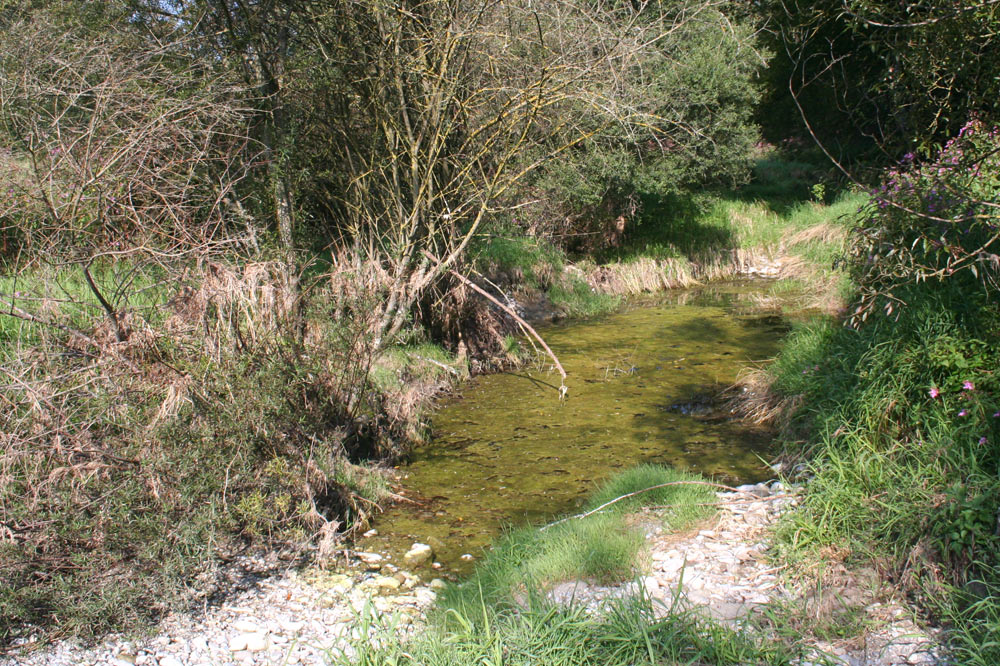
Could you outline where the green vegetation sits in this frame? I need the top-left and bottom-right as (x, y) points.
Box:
(0, 0), (773, 643)
(756, 122), (1000, 662)
(464, 148), (864, 319)
(760, 0), (1000, 159)
(439, 466), (712, 615)
(0, 261), (459, 643)
(767, 287), (1000, 662)
(3, 0), (999, 656)
(585, 464), (715, 526)
(336, 466), (792, 666)
(339, 594), (794, 666)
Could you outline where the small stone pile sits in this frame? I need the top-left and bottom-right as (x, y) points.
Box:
(1, 546), (446, 666)
(547, 482), (949, 666)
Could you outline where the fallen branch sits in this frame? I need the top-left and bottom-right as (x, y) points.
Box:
(646, 493), (796, 510)
(540, 480), (775, 530)
(408, 353), (462, 377)
(421, 249), (567, 398)
(0, 297), (140, 372)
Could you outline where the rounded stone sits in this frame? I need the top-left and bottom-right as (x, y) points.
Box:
(403, 543), (433, 566)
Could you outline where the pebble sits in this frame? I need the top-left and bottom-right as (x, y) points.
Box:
(2, 554), (441, 666)
(157, 657), (184, 666)
(403, 543), (433, 566)
(232, 620), (260, 634)
(375, 575), (402, 590)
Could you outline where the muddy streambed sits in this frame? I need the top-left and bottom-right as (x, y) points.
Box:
(358, 281), (789, 572)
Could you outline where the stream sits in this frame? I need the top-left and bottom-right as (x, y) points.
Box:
(358, 280), (789, 573)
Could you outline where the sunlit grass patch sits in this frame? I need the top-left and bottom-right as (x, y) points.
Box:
(439, 465), (716, 616)
(440, 514), (643, 615)
(336, 465), (794, 666)
(547, 274), (621, 318)
(586, 464), (715, 529)
(757, 279), (1000, 662)
(336, 592), (796, 666)
(473, 234), (565, 289)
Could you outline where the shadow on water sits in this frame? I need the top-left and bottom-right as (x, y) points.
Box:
(360, 280), (789, 573)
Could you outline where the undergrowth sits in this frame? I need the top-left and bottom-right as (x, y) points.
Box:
(765, 281), (1000, 662)
(0, 260), (458, 645)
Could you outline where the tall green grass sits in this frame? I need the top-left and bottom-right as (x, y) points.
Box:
(440, 466), (713, 616)
(585, 464), (715, 527)
(764, 280), (1000, 662)
(547, 275), (621, 318)
(337, 593), (796, 666)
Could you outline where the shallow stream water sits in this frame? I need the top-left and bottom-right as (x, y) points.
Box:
(359, 281), (788, 572)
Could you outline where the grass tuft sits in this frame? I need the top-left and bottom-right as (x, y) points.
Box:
(585, 464), (715, 529)
(336, 465), (796, 666)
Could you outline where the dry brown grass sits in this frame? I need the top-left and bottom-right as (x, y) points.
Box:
(787, 223), (845, 248)
(585, 257), (698, 296)
(165, 261), (297, 359)
(724, 367), (803, 428)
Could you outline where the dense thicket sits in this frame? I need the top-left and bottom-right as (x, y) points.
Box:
(760, 0), (1000, 166)
(758, 3), (1000, 659)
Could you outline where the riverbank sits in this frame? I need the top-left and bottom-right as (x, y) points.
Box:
(336, 472), (947, 666)
(2, 468), (951, 666)
(1, 152), (858, 648)
(358, 280), (790, 572)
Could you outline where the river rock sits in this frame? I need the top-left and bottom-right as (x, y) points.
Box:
(227, 634), (248, 652)
(357, 551), (383, 565)
(157, 657), (184, 666)
(403, 543), (433, 566)
(232, 620), (260, 633)
(375, 575), (402, 590)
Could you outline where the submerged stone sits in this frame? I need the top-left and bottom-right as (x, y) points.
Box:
(403, 543), (433, 566)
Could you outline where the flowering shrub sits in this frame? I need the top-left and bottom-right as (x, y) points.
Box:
(848, 120), (1000, 325)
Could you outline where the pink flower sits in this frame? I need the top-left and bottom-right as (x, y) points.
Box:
(963, 380), (975, 391)
(979, 437), (988, 445)
(958, 409), (969, 417)
(929, 387), (940, 398)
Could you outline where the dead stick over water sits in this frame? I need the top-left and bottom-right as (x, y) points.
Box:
(541, 480), (777, 530)
(421, 250), (567, 397)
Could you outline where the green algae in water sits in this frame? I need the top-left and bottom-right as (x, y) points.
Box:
(362, 281), (787, 572)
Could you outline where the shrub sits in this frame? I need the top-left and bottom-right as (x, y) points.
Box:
(0, 262), (430, 645)
(848, 120), (1000, 325)
(766, 281), (1000, 661)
